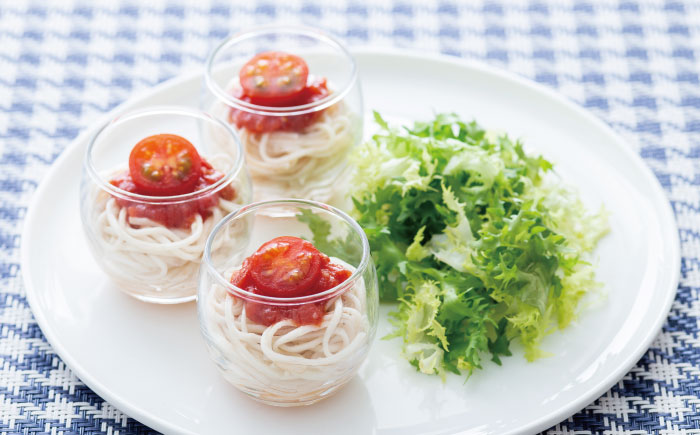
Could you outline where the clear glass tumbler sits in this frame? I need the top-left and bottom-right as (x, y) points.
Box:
(80, 106), (252, 303)
(202, 26), (363, 207)
(198, 199), (378, 406)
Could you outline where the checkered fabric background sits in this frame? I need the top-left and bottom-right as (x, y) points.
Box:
(0, 0), (698, 433)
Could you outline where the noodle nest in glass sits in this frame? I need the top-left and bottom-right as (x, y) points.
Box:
(203, 26), (364, 206)
(80, 107), (252, 304)
(198, 200), (379, 406)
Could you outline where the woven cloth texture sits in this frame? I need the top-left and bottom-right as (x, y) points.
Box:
(0, 1), (698, 434)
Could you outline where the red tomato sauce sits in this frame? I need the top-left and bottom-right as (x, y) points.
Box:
(230, 236), (353, 326)
(110, 159), (236, 229)
(228, 77), (330, 134)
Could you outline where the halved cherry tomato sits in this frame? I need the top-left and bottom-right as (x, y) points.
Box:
(239, 51), (309, 106)
(248, 236), (322, 298)
(128, 134), (202, 197)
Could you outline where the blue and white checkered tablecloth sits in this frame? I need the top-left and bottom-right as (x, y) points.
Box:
(1, 1), (698, 433)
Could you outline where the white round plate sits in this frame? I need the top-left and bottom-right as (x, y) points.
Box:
(21, 50), (679, 435)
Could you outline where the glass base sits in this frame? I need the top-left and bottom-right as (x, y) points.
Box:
(112, 280), (197, 304)
(126, 291), (197, 304)
(238, 379), (350, 407)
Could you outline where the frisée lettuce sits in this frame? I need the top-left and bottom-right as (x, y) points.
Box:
(348, 112), (609, 378)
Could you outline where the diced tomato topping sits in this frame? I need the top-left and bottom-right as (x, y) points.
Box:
(229, 77), (330, 133)
(110, 159), (236, 229)
(230, 236), (353, 326)
(245, 302), (325, 328)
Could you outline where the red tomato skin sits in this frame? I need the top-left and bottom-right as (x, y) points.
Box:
(239, 51), (309, 106)
(110, 158), (235, 229)
(248, 236), (322, 298)
(230, 240), (354, 327)
(128, 134), (203, 196)
(228, 77), (330, 134)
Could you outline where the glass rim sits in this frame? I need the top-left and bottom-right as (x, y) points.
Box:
(203, 199), (371, 304)
(204, 25), (358, 117)
(85, 105), (246, 204)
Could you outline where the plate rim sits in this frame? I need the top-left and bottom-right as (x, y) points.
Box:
(20, 47), (681, 435)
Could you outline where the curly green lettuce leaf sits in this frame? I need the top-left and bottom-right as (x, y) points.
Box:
(347, 112), (609, 379)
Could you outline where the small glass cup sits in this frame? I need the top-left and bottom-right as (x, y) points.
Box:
(202, 26), (363, 207)
(198, 199), (378, 406)
(80, 106), (252, 303)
